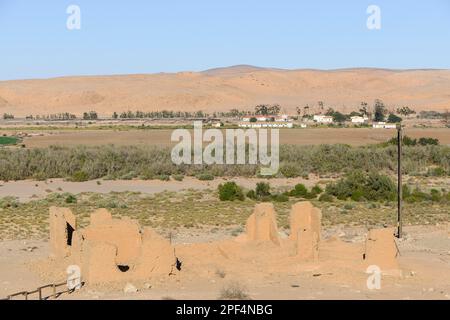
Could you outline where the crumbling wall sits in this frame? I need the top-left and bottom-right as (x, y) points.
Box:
(289, 201), (322, 261)
(82, 216), (142, 265)
(363, 228), (399, 272)
(49, 206), (77, 259)
(245, 203), (280, 245)
(49, 207), (177, 285)
(81, 240), (123, 284)
(134, 227), (177, 277)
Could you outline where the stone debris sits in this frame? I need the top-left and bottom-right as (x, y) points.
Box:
(123, 282), (138, 294)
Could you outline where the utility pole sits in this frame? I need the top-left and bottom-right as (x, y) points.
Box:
(396, 123), (403, 238)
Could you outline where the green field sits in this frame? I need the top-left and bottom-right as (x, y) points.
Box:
(0, 136), (18, 146)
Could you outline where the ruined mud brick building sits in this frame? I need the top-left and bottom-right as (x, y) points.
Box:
(49, 201), (399, 285)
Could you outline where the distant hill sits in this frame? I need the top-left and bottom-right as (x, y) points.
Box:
(0, 66), (449, 117)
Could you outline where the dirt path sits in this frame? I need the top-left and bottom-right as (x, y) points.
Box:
(0, 177), (323, 202)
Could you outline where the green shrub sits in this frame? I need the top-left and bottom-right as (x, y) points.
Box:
(430, 189), (442, 202)
(218, 182), (245, 201)
(404, 188), (431, 203)
(271, 193), (289, 202)
(65, 194), (77, 204)
(0, 197), (19, 208)
(280, 164), (301, 178)
(155, 174), (170, 181)
(344, 203), (355, 210)
(289, 184), (308, 197)
(120, 171), (136, 180)
(311, 185), (323, 195)
(319, 193), (334, 202)
(172, 174), (184, 181)
(325, 170), (396, 201)
(303, 192), (318, 199)
(197, 173), (214, 181)
(0, 144), (448, 181)
(427, 167), (446, 177)
(418, 137), (439, 146)
(70, 170), (89, 182)
(350, 190), (365, 202)
(246, 190), (257, 200)
(255, 182), (271, 198)
(402, 184), (411, 198)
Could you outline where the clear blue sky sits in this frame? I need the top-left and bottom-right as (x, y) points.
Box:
(1, 0), (449, 80)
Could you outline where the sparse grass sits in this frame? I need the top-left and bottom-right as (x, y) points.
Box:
(219, 282), (250, 300)
(215, 269), (226, 279)
(0, 184), (448, 241)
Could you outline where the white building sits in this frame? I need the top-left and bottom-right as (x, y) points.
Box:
(350, 116), (368, 124)
(313, 115), (333, 124)
(241, 115), (268, 122)
(373, 122), (396, 129)
(238, 122), (293, 128)
(274, 115), (289, 122)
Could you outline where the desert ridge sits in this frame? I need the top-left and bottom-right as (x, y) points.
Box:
(1, 66), (450, 117)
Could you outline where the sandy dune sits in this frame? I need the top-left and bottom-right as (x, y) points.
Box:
(1, 66), (450, 117)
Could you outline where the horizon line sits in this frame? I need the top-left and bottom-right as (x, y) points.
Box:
(2, 65), (450, 82)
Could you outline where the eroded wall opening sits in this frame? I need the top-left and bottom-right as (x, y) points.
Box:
(117, 265), (130, 272)
(66, 223), (74, 246)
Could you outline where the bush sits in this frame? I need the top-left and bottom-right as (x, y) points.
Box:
(70, 170), (89, 182)
(0, 144), (448, 181)
(197, 173), (214, 181)
(303, 192), (318, 199)
(0, 197), (19, 208)
(172, 174), (184, 181)
(404, 188), (431, 203)
(344, 203), (355, 210)
(430, 189), (442, 202)
(120, 171), (136, 180)
(319, 193), (334, 202)
(271, 193), (289, 202)
(155, 174), (170, 181)
(418, 137), (439, 146)
(246, 190), (257, 200)
(255, 182), (271, 198)
(427, 167), (446, 177)
(311, 185), (323, 195)
(218, 182), (245, 201)
(65, 194), (77, 204)
(325, 170), (396, 201)
(280, 164), (301, 178)
(289, 184), (308, 197)
(350, 190), (365, 202)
